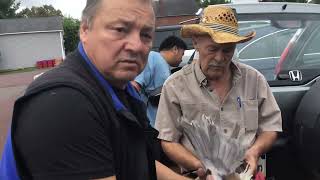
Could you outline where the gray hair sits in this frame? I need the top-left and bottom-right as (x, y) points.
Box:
(81, 0), (102, 28)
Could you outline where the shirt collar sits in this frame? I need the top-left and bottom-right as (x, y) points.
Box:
(194, 60), (207, 87)
(231, 61), (242, 85)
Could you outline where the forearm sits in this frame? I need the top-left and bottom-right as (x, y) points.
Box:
(156, 161), (192, 180)
(244, 131), (277, 173)
(161, 140), (202, 171)
(249, 131), (278, 156)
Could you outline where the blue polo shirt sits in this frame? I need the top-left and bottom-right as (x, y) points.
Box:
(135, 51), (171, 126)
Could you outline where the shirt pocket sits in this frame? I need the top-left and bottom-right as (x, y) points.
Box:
(180, 102), (212, 122)
(242, 99), (259, 131)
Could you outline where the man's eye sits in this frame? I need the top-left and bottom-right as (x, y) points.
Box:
(208, 48), (217, 52)
(110, 25), (128, 34)
(114, 27), (126, 33)
(223, 48), (234, 53)
(142, 33), (152, 39)
(141, 33), (153, 43)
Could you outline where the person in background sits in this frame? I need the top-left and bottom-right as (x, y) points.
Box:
(155, 5), (282, 179)
(131, 35), (187, 126)
(0, 0), (195, 179)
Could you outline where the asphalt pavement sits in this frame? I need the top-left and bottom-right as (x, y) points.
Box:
(0, 69), (48, 156)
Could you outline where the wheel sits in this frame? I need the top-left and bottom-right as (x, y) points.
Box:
(294, 80), (320, 176)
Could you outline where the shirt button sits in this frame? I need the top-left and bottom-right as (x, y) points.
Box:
(224, 129), (228, 134)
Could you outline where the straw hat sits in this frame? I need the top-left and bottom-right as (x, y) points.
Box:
(181, 5), (256, 44)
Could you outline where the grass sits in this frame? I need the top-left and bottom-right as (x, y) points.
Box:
(0, 67), (37, 75)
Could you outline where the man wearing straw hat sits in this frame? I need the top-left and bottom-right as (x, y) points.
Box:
(155, 5), (282, 179)
(0, 0), (195, 179)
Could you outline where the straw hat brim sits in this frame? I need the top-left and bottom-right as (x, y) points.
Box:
(181, 24), (256, 44)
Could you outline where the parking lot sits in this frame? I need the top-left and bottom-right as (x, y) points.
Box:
(0, 69), (48, 156)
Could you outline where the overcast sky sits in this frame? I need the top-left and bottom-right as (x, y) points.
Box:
(18, 0), (87, 19)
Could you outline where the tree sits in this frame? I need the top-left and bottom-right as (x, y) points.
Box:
(63, 17), (80, 54)
(17, 5), (63, 18)
(0, 0), (20, 19)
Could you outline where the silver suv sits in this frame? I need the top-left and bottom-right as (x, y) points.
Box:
(153, 2), (320, 179)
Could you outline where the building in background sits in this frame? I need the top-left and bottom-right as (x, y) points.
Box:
(0, 16), (64, 71)
(153, 0), (199, 26)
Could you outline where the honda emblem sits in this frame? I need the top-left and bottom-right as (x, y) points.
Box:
(289, 70), (302, 82)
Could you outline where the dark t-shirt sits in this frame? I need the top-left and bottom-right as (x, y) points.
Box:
(14, 86), (149, 179)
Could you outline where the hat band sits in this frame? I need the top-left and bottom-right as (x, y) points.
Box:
(203, 23), (238, 35)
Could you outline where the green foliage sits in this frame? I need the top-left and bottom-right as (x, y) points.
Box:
(63, 17), (80, 54)
(17, 5), (63, 17)
(0, 0), (20, 19)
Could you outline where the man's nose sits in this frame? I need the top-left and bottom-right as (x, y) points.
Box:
(125, 33), (144, 52)
(214, 50), (224, 63)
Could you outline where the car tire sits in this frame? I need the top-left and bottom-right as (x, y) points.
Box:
(293, 79), (320, 177)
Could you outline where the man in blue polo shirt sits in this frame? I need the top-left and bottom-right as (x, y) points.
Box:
(132, 36), (187, 126)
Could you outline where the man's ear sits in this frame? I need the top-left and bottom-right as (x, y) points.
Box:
(192, 36), (199, 51)
(172, 45), (178, 54)
(79, 21), (90, 42)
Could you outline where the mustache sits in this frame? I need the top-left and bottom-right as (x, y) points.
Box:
(208, 61), (227, 68)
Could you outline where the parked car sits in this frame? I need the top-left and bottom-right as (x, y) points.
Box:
(153, 2), (320, 180)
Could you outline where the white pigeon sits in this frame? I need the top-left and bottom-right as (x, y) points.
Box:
(181, 115), (253, 180)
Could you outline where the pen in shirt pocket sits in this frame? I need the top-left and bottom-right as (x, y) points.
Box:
(237, 96), (242, 109)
